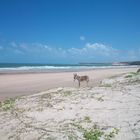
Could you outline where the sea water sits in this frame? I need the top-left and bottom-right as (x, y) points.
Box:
(0, 63), (138, 72)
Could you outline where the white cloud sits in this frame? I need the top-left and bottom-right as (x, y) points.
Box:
(89, 43), (119, 56)
(80, 36), (85, 41)
(1, 41), (140, 63)
(67, 43), (118, 57)
(86, 43), (108, 50)
(5, 42), (119, 58)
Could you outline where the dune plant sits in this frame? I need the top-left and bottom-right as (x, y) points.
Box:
(83, 128), (104, 140)
(0, 98), (15, 111)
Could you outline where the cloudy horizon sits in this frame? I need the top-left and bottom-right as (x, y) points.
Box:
(0, 40), (140, 64)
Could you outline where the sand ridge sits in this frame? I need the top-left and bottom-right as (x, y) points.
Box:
(0, 72), (140, 140)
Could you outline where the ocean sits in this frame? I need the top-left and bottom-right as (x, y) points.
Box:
(0, 63), (138, 73)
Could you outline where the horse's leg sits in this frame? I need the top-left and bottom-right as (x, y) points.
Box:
(79, 81), (80, 87)
(87, 79), (89, 87)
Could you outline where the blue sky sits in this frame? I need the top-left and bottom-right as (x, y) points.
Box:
(0, 0), (140, 63)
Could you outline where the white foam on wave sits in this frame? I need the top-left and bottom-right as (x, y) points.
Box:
(0, 65), (138, 71)
(0, 66), (72, 71)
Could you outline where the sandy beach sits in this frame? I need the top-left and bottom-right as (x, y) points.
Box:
(0, 67), (138, 100)
(0, 68), (140, 140)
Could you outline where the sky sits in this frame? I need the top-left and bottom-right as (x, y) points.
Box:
(0, 0), (140, 64)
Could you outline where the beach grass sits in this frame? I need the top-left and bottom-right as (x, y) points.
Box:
(0, 98), (16, 111)
(100, 84), (112, 87)
(125, 71), (140, 78)
(72, 121), (119, 140)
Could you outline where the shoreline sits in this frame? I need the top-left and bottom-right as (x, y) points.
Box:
(0, 67), (139, 100)
(0, 65), (139, 75)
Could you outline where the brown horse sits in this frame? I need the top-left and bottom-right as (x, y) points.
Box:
(137, 68), (140, 73)
(73, 73), (89, 87)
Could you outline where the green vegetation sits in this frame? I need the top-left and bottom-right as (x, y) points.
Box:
(83, 128), (104, 140)
(125, 74), (133, 78)
(0, 98), (16, 111)
(62, 90), (72, 96)
(68, 135), (78, 140)
(104, 128), (119, 140)
(96, 96), (104, 102)
(90, 94), (104, 102)
(125, 72), (137, 78)
(83, 127), (119, 140)
(75, 125), (119, 140)
(100, 84), (112, 87)
(130, 72), (138, 75)
(125, 72), (140, 78)
(41, 93), (52, 99)
(125, 72), (140, 84)
(71, 118), (119, 140)
(84, 116), (92, 123)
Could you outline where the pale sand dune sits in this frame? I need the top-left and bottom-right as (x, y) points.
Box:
(0, 70), (140, 140)
(0, 67), (138, 100)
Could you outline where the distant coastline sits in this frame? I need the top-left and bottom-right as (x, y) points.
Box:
(79, 61), (140, 66)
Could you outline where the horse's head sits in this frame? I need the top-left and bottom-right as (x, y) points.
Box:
(73, 73), (77, 81)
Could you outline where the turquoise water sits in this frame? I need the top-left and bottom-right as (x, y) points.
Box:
(0, 63), (137, 71)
